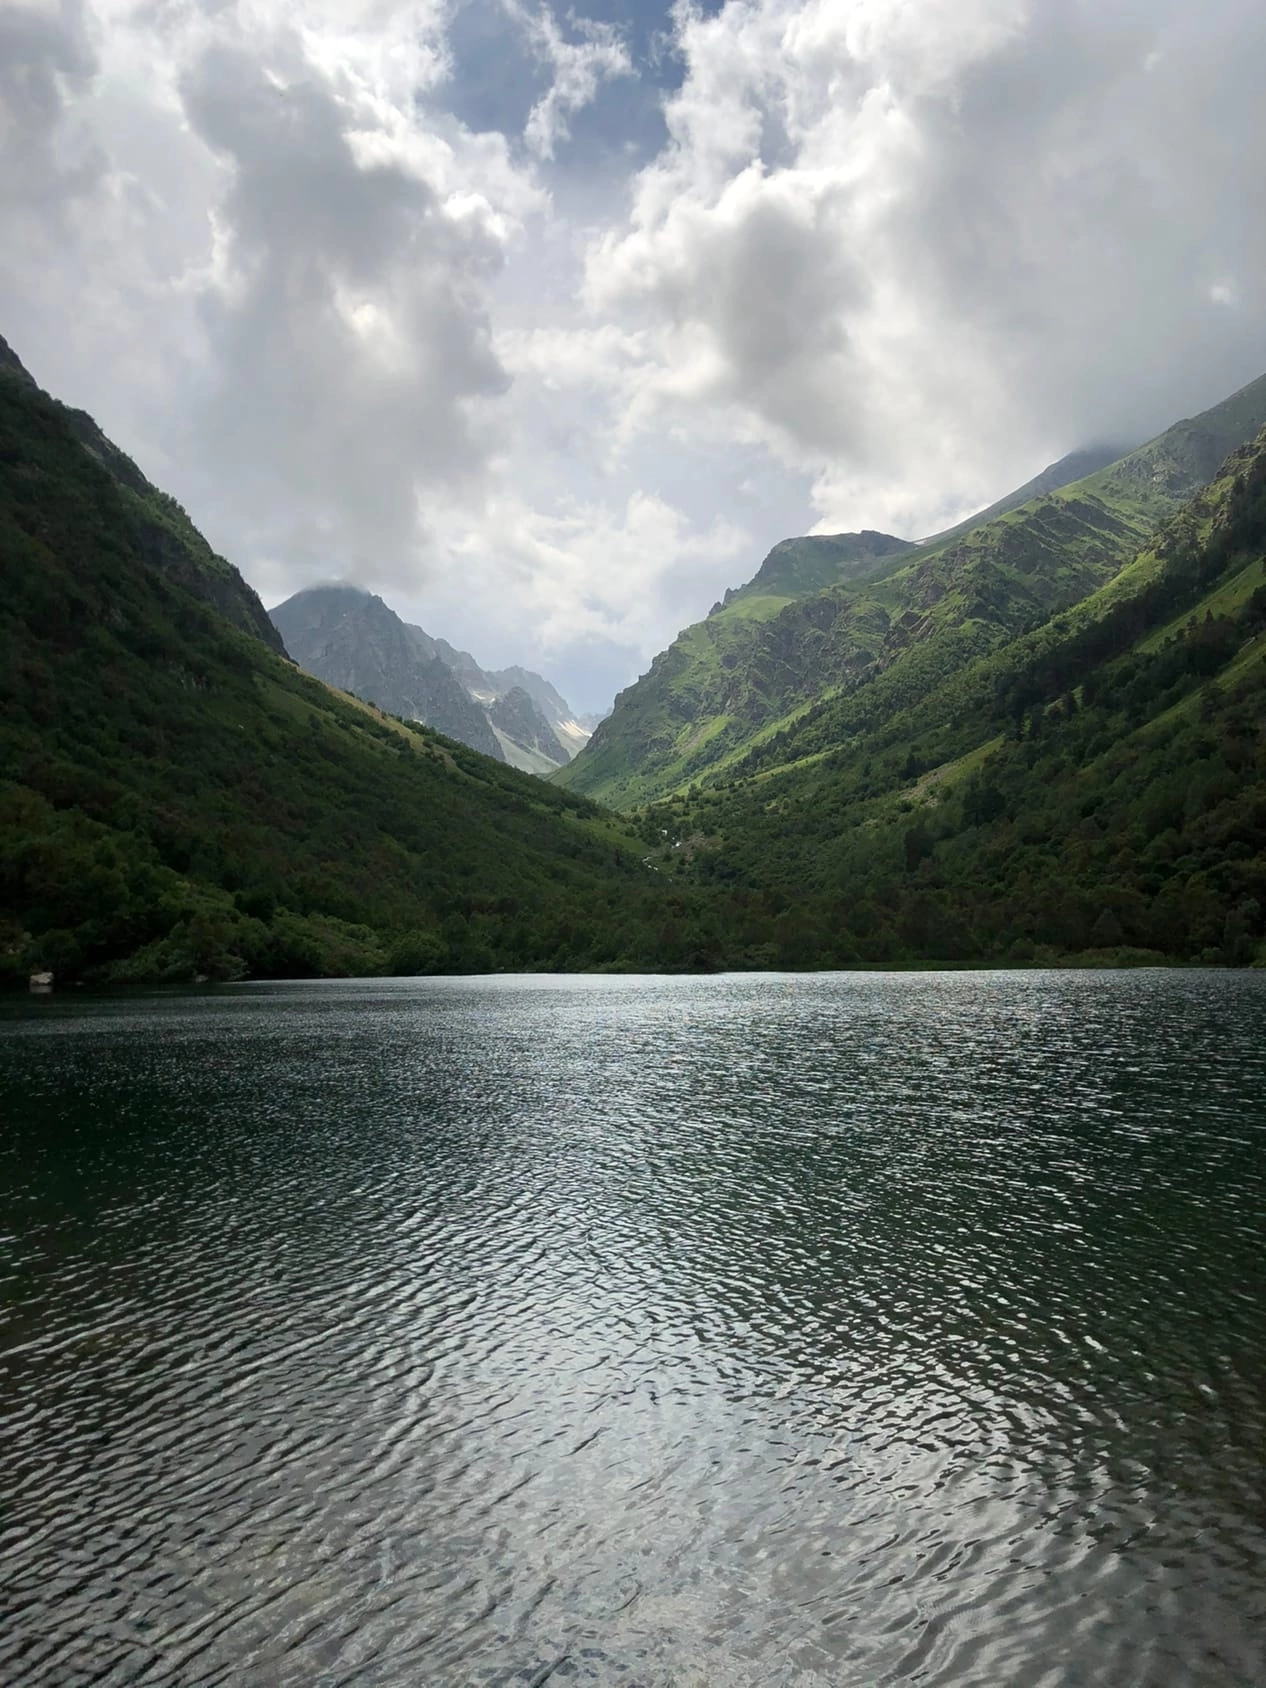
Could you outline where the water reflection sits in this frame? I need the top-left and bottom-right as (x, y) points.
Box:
(1, 972), (1264, 1684)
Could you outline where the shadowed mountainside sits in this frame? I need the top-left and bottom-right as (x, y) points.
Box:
(0, 334), (286, 657)
(0, 343), (689, 983)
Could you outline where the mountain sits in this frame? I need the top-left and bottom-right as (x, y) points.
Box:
(0, 338), (699, 984)
(425, 646), (598, 760)
(5, 324), (1263, 981)
(639, 425), (1266, 966)
(488, 687), (569, 773)
(917, 445), (1127, 546)
(558, 374), (1266, 809)
(270, 586), (505, 760)
(0, 334), (286, 658)
(270, 586), (592, 772)
(715, 529), (916, 612)
(482, 665), (601, 755)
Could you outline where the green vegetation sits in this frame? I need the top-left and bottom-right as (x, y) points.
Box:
(4, 329), (1266, 982)
(0, 358), (720, 983)
(636, 433), (1266, 967)
(34, 354), (285, 655)
(558, 374), (1266, 810)
(723, 530), (915, 607)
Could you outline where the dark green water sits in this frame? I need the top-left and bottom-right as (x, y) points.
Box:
(1, 971), (1264, 1686)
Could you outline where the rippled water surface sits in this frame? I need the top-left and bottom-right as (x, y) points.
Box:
(2, 971), (1265, 1686)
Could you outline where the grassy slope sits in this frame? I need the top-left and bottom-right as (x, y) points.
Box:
(0, 367), (699, 983)
(725, 530), (916, 607)
(915, 445), (1125, 546)
(643, 432), (1266, 966)
(560, 372), (1266, 810)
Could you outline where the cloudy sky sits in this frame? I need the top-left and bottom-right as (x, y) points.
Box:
(2, 0), (1264, 710)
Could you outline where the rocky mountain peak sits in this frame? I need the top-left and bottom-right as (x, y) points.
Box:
(269, 585), (592, 775)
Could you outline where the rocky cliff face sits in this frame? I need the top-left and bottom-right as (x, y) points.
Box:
(404, 640), (595, 756)
(270, 587), (505, 759)
(485, 665), (599, 757)
(488, 687), (568, 768)
(411, 630), (491, 701)
(270, 585), (592, 773)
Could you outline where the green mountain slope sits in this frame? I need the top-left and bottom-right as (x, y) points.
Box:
(560, 374), (1266, 810)
(917, 445), (1125, 546)
(0, 334), (286, 655)
(720, 530), (915, 610)
(0, 347), (691, 983)
(642, 430), (1266, 966)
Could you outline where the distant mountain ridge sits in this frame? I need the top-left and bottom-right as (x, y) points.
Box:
(405, 633), (602, 741)
(270, 585), (591, 773)
(488, 688), (569, 774)
(481, 665), (604, 751)
(268, 586), (505, 759)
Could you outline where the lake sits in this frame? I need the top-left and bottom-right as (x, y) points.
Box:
(1, 971), (1264, 1685)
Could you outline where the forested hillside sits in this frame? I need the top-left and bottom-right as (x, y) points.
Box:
(0, 349), (692, 983)
(640, 433), (1266, 966)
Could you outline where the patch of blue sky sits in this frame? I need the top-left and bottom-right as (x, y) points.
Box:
(439, 0), (700, 167)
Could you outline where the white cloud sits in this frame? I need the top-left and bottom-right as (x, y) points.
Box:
(177, 31), (517, 577)
(436, 487), (749, 650)
(0, 0), (103, 216)
(586, 0), (1266, 534)
(2, 0), (1265, 711)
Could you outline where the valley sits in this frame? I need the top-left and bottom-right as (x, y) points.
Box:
(3, 330), (1265, 979)
(0, 338), (681, 983)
